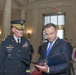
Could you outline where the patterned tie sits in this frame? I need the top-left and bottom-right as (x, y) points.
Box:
(46, 42), (52, 58)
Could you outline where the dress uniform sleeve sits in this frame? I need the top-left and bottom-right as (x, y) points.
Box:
(0, 43), (6, 75)
(26, 42), (30, 70)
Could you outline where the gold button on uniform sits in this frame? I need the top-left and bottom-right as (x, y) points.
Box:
(4, 70), (6, 72)
(19, 65), (21, 67)
(19, 60), (20, 62)
(9, 51), (10, 52)
(19, 50), (21, 52)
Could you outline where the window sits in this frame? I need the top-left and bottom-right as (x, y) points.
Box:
(43, 13), (65, 42)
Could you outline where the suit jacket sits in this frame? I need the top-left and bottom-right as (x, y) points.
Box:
(0, 36), (30, 75)
(30, 44), (34, 60)
(39, 38), (72, 75)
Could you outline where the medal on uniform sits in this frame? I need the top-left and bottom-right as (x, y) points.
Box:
(22, 41), (28, 47)
(7, 54), (12, 60)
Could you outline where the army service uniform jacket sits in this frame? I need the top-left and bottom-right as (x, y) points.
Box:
(0, 36), (30, 75)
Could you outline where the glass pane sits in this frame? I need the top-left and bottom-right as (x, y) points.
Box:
(43, 14), (65, 41)
(43, 30), (47, 42)
(57, 30), (64, 39)
(44, 16), (51, 25)
(58, 15), (64, 25)
(51, 15), (57, 25)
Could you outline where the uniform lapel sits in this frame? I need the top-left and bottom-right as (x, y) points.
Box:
(11, 36), (22, 49)
(11, 36), (17, 45)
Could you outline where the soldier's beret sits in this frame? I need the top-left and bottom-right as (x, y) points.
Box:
(10, 19), (25, 30)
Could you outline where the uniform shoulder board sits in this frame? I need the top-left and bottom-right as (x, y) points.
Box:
(2, 35), (12, 42)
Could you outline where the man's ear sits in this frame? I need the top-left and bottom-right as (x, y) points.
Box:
(56, 30), (58, 34)
(11, 27), (15, 32)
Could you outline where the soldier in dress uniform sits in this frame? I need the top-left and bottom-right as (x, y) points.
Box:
(0, 19), (30, 75)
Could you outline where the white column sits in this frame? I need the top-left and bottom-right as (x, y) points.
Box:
(21, 8), (27, 36)
(2, 0), (12, 39)
(21, 8), (26, 20)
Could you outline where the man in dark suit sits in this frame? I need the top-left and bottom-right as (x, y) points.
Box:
(34, 23), (72, 75)
(38, 40), (44, 56)
(30, 44), (34, 60)
(27, 37), (34, 60)
(0, 20), (30, 75)
(64, 38), (75, 75)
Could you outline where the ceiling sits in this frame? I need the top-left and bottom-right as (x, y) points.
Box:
(0, 0), (76, 11)
(0, 0), (18, 10)
(0, 0), (27, 10)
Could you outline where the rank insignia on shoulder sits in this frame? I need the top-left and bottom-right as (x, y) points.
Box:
(12, 40), (14, 42)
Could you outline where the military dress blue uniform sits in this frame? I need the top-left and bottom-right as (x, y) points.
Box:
(0, 36), (30, 75)
(0, 20), (30, 75)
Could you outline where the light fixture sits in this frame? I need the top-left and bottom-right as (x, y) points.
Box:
(0, 30), (1, 39)
(27, 30), (32, 38)
(0, 30), (1, 36)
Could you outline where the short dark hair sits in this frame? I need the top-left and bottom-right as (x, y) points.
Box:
(44, 23), (57, 30)
(64, 38), (68, 41)
(11, 25), (14, 29)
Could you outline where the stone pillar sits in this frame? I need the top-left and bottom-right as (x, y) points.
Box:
(21, 8), (26, 20)
(21, 8), (27, 36)
(20, 0), (28, 20)
(2, 0), (12, 39)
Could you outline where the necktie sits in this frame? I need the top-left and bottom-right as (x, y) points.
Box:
(46, 42), (52, 58)
(17, 39), (20, 44)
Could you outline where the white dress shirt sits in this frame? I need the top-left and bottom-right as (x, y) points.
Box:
(13, 35), (21, 43)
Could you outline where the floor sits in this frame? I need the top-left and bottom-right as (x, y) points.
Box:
(72, 63), (76, 75)
(30, 64), (35, 73)
(30, 63), (76, 75)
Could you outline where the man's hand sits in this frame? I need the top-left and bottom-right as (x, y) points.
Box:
(34, 63), (49, 73)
